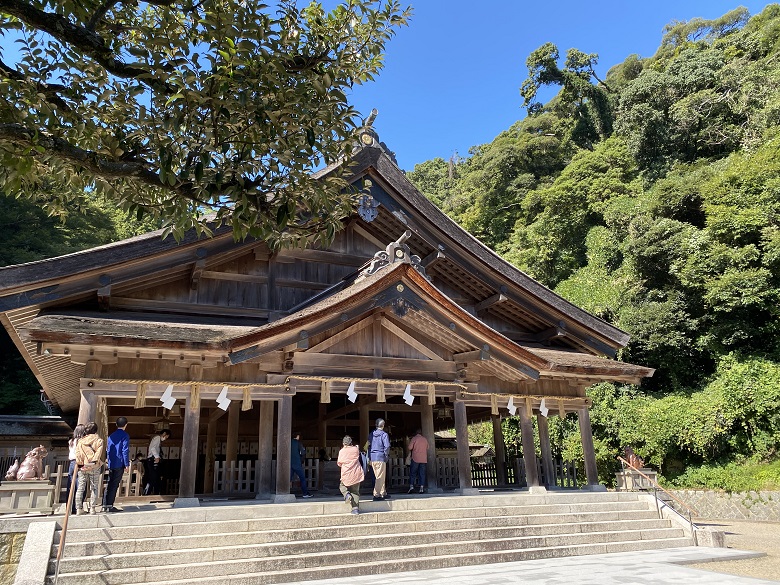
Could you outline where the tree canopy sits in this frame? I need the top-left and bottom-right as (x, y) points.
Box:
(0, 0), (409, 243)
(409, 4), (780, 488)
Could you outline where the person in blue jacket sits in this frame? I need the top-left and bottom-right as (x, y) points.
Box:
(291, 432), (312, 498)
(369, 418), (391, 501)
(102, 416), (130, 512)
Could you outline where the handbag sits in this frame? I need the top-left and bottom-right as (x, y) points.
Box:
(405, 454), (412, 466)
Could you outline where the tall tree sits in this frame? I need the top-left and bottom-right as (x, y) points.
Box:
(0, 0), (409, 243)
(520, 43), (613, 149)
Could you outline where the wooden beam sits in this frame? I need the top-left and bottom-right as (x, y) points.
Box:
(361, 402), (424, 412)
(209, 408), (226, 423)
(111, 297), (270, 319)
(474, 293), (507, 315)
(276, 395), (293, 496)
(531, 326), (566, 343)
(276, 248), (371, 267)
(257, 400), (274, 497)
(325, 419), (361, 427)
(352, 223), (385, 250)
(253, 245), (271, 262)
(306, 316), (374, 354)
(80, 380), (295, 399)
(373, 314), (383, 358)
(191, 259), (206, 290)
(421, 249), (445, 272)
(201, 270), (268, 284)
(452, 347), (489, 362)
(294, 353), (458, 374)
(380, 317), (444, 361)
(97, 285), (111, 311)
(276, 278), (332, 291)
(322, 401), (361, 422)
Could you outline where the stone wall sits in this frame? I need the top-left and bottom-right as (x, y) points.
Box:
(0, 532), (25, 585)
(672, 490), (780, 521)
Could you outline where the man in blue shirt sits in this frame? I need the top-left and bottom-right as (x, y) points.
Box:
(103, 416), (130, 512)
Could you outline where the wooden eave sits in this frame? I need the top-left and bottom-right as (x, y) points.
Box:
(0, 224), (259, 311)
(19, 312), (253, 351)
(323, 146), (630, 355)
(527, 346), (655, 384)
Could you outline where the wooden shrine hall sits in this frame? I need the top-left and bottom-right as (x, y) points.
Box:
(0, 126), (653, 506)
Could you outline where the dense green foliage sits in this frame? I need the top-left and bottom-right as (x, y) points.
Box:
(0, 193), (159, 415)
(414, 5), (780, 489)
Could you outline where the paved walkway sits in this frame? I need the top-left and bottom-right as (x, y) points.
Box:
(285, 547), (777, 585)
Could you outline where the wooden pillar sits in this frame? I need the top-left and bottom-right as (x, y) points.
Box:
(77, 391), (98, 425)
(359, 403), (369, 451)
(422, 396), (439, 491)
(203, 408), (224, 495)
(579, 407), (603, 489)
(454, 399), (472, 491)
(491, 414), (507, 486)
(225, 402), (240, 465)
(275, 394), (293, 501)
(176, 365), (202, 507)
(78, 360), (102, 424)
(256, 400), (275, 498)
(537, 413), (554, 489)
(203, 415), (218, 494)
(519, 405), (540, 489)
(317, 403), (327, 490)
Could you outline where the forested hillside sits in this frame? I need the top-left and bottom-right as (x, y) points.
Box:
(409, 5), (780, 490)
(0, 196), (158, 415)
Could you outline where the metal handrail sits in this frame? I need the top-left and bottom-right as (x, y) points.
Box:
(617, 456), (699, 543)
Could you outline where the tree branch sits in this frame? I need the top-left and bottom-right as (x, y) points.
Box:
(0, 0), (174, 93)
(0, 57), (71, 111)
(0, 123), (213, 206)
(86, 0), (121, 31)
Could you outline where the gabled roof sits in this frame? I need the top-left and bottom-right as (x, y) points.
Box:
(0, 144), (628, 356)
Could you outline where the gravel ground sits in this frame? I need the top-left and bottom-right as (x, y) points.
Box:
(688, 519), (780, 581)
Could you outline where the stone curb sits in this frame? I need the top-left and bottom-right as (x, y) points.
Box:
(13, 520), (55, 585)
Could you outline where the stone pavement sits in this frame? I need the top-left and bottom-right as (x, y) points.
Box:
(284, 547), (777, 585)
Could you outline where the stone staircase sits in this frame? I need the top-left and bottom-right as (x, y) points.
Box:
(48, 491), (692, 585)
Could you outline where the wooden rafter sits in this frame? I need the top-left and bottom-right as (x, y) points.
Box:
(305, 316), (375, 353)
(379, 316), (444, 361)
(475, 293), (507, 315)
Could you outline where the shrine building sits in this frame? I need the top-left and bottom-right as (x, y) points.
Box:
(0, 127), (653, 506)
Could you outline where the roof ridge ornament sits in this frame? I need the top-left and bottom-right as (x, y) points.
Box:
(357, 230), (430, 281)
(356, 108), (399, 166)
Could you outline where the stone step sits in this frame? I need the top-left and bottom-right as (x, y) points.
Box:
(61, 491), (643, 530)
(55, 521), (685, 572)
(58, 499), (654, 543)
(60, 515), (671, 557)
(47, 493), (691, 585)
(51, 536), (692, 585)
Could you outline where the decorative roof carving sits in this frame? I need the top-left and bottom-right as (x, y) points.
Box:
(358, 230), (430, 281)
(356, 108), (398, 165)
(357, 192), (380, 222)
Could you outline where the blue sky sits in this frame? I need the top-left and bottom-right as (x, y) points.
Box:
(348, 1), (776, 171)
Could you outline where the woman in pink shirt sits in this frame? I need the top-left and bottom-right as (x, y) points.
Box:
(337, 435), (365, 515)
